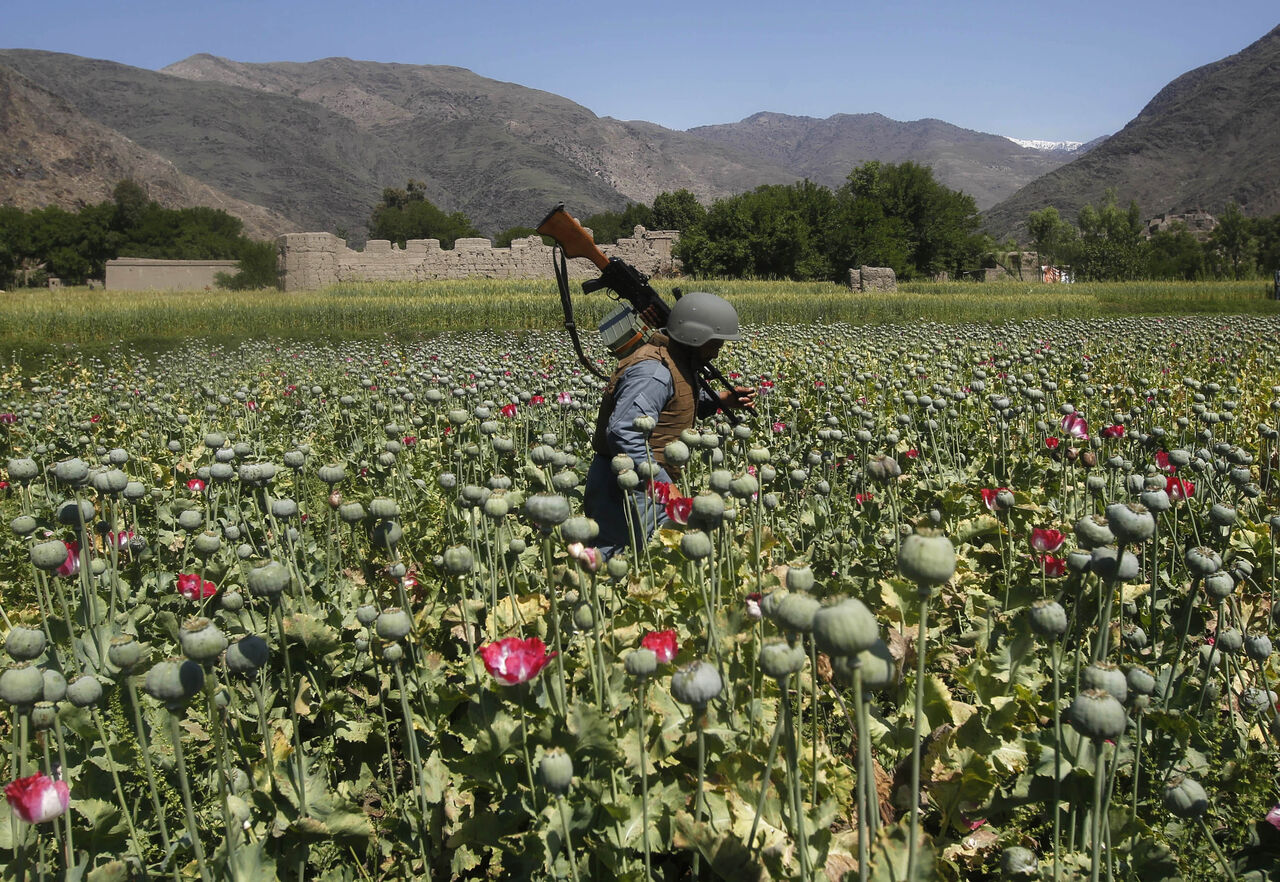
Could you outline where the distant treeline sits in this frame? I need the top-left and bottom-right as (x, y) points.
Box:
(0, 181), (276, 289)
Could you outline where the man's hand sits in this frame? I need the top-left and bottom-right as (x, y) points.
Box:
(719, 386), (757, 410)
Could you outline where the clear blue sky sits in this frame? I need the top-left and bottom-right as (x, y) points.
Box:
(5, 1), (1277, 142)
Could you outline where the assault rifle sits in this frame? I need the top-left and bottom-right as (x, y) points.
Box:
(536, 204), (742, 421)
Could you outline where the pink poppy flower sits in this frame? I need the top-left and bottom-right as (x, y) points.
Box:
(567, 542), (600, 573)
(557, 391), (573, 405)
(0, 413), (16, 424)
(772, 421), (786, 434)
(5, 773), (69, 824)
(479, 637), (556, 685)
(57, 542), (80, 578)
(641, 629), (678, 664)
(1030, 527), (1066, 554)
(1266, 806), (1280, 830)
(1060, 413), (1090, 440)
(745, 593), (763, 619)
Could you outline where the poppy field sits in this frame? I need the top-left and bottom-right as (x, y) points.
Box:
(2, 312), (1280, 881)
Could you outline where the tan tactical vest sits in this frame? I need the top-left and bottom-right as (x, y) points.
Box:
(592, 336), (698, 476)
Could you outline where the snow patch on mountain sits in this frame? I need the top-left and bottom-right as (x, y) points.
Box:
(1006, 137), (1085, 152)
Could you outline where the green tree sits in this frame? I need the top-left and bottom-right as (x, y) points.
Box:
(581, 202), (654, 244)
(1027, 206), (1077, 267)
(1208, 202), (1254, 279)
(1073, 189), (1145, 281)
(676, 180), (836, 280)
(367, 180), (479, 248)
(1251, 214), (1280, 275)
(216, 240), (279, 290)
(651, 190), (706, 234)
(1144, 224), (1206, 280)
(831, 161), (985, 279)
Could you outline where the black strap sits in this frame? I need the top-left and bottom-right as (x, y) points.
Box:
(554, 246), (607, 380)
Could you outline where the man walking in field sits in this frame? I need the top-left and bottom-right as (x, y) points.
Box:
(584, 291), (755, 559)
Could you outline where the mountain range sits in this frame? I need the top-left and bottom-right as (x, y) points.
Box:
(1, 23), (1277, 244)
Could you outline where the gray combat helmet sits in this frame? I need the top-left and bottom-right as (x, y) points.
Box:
(664, 292), (742, 347)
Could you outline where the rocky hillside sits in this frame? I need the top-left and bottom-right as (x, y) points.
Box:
(0, 62), (294, 240)
(687, 112), (1079, 210)
(983, 23), (1280, 239)
(1, 50), (1080, 239)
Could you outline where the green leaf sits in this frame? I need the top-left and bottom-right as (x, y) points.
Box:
(868, 817), (942, 882)
(283, 612), (341, 655)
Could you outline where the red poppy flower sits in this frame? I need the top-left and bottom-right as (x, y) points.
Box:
(402, 436), (417, 446)
(1045, 437), (1060, 450)
(176, 573), (217, 601)
(1039, 555), (1067, 577)
(1101, 424), (1125, 440)
(500, 403), (518, 418)
(187, 479), (206, 493)
(648, 480), (673, 505)
(855, 493), (874, 505)
(981, 488), (1000, 511)
(1030, 527), (1066, 553)
(904, 449), (919, 459)
(1155, 451), (1175, 473)
(479, 637), (556, 685)
(1166, 476), (1195, 501)
(665, 496), (693, 525)
(5, 773), (69, 824)
(0, 413), (16, 424)
(641, 630), (678, 664)
(530, 395), (546, 406)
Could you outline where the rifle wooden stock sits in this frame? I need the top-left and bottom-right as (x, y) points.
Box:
(537, 204), (610, 270)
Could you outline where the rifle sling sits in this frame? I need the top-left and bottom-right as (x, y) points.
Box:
(554, 246), (608, 380)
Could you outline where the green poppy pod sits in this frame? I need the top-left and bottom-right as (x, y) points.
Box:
(1215, 629), (1243, 654)
(66, 674), (103, 708)
(523, 493), (571, 529)
(355, 604), (379, 627)
(1073, 515), (1114, 549)
(1208, 503), (1236, 527)
(551, 470), (579, 492)
(680, 530), (713, 561)
(729, 475), (759, 499)
(176, 509), (203, 532)
(625, 648), (657, 678)
(53, 457), (89, 486)
(663, 440), (691, 466)
(772, 592), (821, 634)
(29, 701), (58, 731)
(1122, 625), (1147, 651)
(57, 498), (95, 527)
(539, 748), (574, 795)
(709, 470), (733, 494)
(30, 540), (71, 573)
(1203, 570), (1235, 600)
(1029, 599), (1068, 639)
(180, 618), (228, 664)
(204, 433), (227, 450)
(1068, 688), (1128, 741)
(616, 469), (640, 490)
(10, 515), (38, 538)
(898, 531), (956, 587)
(317, 464), (346, 485)
(6, 458), (39, 484)
(1125, 665), (1156, 698)
(1140, 489), (1171, 514)
(338, 502), (366, 524)
(270, 498), (299, 519)
(1185, 547), (1222, 577)
(247, 560), (291, 597)
(483, 494), (510, 519)
(758, 640), (807, 680)
(41, 669), (66, 702)
(999, 845), (1039, 880)
(606, 555), (630, 580)
(123, 481), (147, 500)
(785, 565), (815, 592)
(670, 660), (723, 707)
(1244, 633), (1272, 661)
(1162, 775), (1208, 818)
(442, 545), (474, 575)
(369, 497), (399, 520)
(226, 635), (270, 676)
(832, 639), (898, 691)
(5, 627), (46, 662)
(193, 530), (222, 557)
(93, 468), (129, 495)
(1081, 662), (1128, 703)
(144, 658), (205, 708)
(108, 635), (145, 672)
(559, 516), (596, 545)
(369, 519), (403, 550)
(220, 591), (244, 612)
(1105, 502), (1155, 544)
(0, 663), (45, 707)
(376, 607), (413, 642)
(812, 598), (879, 656)
(1089, 546), (1141, 582)
(690, 493), (725, 530)
(632, 415), (657, 435)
